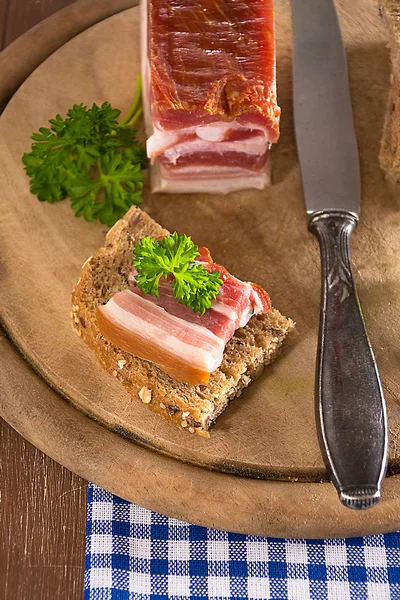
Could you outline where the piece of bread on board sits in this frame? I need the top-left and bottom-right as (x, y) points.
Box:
(72, 207), (294, 435)
(379, 0), (400, 182)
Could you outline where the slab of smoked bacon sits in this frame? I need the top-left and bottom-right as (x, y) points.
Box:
(142, 0), (280, 194)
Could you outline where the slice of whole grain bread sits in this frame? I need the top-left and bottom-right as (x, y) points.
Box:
(72, 207), (294, 435)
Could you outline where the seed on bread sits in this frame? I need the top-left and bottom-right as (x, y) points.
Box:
(195, 428), (211, 439)
(139, 386), (152, 404)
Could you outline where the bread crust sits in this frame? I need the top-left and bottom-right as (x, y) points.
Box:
(72, 207), (294, 433)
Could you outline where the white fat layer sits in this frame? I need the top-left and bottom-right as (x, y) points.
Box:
(160, 165), (267, 177)
(250, 287), (265, 314)
(239, 305), (256, 328)
(211, 277), (260, 328)
(210, 301), (237, 321)
(104, 295), (224, 372)
(151, 160), (270, 194)
(211, 298), (255, 329)
(147, 119), (270, 159)
(196, 123), (231, 142)
(147, 131), (181, 158)
(162, 137), (268, 165)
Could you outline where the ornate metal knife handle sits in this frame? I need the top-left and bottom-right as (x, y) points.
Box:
(309, 211), (388, 509)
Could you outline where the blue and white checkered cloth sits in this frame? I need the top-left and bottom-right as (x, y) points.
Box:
(85, 483), (400, 600)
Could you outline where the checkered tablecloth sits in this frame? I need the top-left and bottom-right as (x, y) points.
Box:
(85, 483), (400, 600)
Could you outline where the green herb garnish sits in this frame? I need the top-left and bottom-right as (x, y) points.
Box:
(22, 77), (147, 226)
(133, 233), (223, 315)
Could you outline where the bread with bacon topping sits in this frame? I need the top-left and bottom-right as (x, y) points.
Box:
(72, 207), (294, 434)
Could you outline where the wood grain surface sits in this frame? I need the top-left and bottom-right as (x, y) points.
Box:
(0, 6), (320, 481)
(0, 0), (137, 112)
(0, 1), (84, 594)
(0, 0), (7, 50)
(0, 2), (137, 598)
(5, 324), (400, 541)
(0, 0), (400, 579)
(1, 0), (399, 483)
(1, 0), (76, 48)
(0, 407), (86, 599)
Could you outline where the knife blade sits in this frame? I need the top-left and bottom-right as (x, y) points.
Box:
(291, 0), (388, 509)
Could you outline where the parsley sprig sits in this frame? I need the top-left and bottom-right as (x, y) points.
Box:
(133, 233), (223, 314)
(22, 77), (147, 226)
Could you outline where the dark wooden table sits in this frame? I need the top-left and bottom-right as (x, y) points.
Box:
(0, 6), (87, 600)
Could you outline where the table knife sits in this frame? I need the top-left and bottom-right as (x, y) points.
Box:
(291, 0), (388, 509)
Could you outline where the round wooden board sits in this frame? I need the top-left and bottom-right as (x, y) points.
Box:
(1, 0), (400, 537)
(4, 328), (400, 540)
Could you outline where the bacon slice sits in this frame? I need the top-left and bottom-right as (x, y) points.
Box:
(97, 290), (224, 385)
(142, 0), (280, 194)
(97, 248), (271, 385)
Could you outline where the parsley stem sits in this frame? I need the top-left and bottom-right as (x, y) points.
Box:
(119, 75), (142, 127)
(126, 107), (143, 128)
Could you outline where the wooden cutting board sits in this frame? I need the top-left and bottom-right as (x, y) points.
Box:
(1, 0), (400, 537)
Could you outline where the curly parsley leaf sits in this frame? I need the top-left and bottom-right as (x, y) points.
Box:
(133, 233), (223, 315)
(66, 152), (144, 225)
(22, 88), (147, 226)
